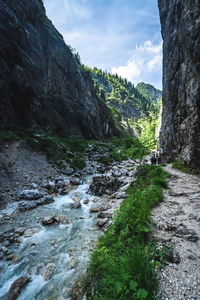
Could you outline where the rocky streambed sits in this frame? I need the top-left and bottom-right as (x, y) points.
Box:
(0, 146), (138, 300)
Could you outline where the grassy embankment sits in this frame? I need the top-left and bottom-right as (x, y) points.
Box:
(83, 165), (170, 300)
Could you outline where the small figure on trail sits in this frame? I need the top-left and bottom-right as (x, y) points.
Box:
(155, 152), (162, 165)
(157, 154), (161, 165)
(151, 154), (156, 165)
(155, 152), (159, 165)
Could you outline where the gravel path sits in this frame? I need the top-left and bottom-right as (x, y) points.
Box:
(151, 164), (200, 300)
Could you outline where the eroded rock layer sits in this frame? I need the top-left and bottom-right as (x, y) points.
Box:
(0, 0), (119, 139)
(158, 0), (200, 167)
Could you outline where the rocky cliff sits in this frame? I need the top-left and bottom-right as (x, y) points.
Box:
(0, 0), (119, 140)
(158, 0), (200, 167)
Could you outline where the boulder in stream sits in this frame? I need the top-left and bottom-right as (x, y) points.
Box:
(71, 202), (81, 209)
(4, 276), (30, 300)
(42, 216), (56, 225)
(43, 263), (56, 280)
(90, 206), (103, 213)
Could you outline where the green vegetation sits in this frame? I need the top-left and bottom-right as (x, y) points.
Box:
(84, 165), (170, 300)
(24, 130), (89, 169)
(82, 66), (155, 120)
(0, 127), (89, 169)
(136, 83), (162, 103)
(99, 136), (148, 165)
(172, 159), (200, 174)
(0, 128), (18, 143)
(132, 99), (162, 150)
(81, 65), (162, 150)
(172, 160), (189, 173)
(0, 128), (149, 169)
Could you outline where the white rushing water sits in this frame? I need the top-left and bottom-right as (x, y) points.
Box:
(0, 175), (104, 300)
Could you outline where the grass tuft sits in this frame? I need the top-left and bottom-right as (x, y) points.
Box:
(172, 160), (189, 173)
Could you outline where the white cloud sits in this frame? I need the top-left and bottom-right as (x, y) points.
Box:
(112, 41), (162, 88)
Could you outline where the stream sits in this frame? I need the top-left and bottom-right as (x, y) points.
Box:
(0, 154), (137, 300)
(0, 174), (104, 300)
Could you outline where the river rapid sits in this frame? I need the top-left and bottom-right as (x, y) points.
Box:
(0, 156), (137, 300)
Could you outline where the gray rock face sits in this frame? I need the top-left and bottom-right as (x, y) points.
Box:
(158, 0), (200, 167)
(0, 0), (119, 140)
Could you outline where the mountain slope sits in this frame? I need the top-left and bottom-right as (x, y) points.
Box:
(136, 82), (162, 102)
(82, 66), (162, 140)
(0, 0), (119, 140)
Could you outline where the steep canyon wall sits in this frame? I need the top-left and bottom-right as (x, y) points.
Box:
(0, 0), (119, 139)
(158, 0), (200, 167)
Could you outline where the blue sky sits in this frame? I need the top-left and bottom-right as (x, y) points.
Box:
(43, 0), (162, 89)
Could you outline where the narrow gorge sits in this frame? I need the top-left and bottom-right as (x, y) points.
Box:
(0, 0), (200, 299)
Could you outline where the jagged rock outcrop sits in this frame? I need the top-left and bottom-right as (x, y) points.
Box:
(0, 0), (119, 140)
(158, 0), (200, 167)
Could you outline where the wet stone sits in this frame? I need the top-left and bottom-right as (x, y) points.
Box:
(97, 219), (108, 228)
(71, 201), (81, 209)
(4, 276), (30, 300)
(43, 263), (56, 280)
(98, 212), (112, 219)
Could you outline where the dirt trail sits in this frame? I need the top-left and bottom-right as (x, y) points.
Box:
(151, 164), (200, 300)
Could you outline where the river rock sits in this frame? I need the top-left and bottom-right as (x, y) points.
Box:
(17, 196), (53, 212)
(71, 201), (81, 209)
(83, 199), (89, 204)
(70, 178), (81, 185)
(98, 212), (112, 219)
(90, 175), (122, 196)
(24, 228), (39, 237)
(42, 216), (56, 225)
(65, 168), (74, 176)
(115, 192), (126, 199)
(93, 198), (99, 203)
(59, 216), (70, 224)
(56, 180), (65, 188)
(165, 249), (181, 264)
(5, 253), (16, 261)
(18, 189), (43, 200)
(90, 207), (102, 213)
(60, 186), (76, 195)
(1, 246), (8, 253)
(4, 277), (30, 300)
(43, 263), (56, 280)
(97, 219), (108, 228)
(31, 183), (38, 189)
